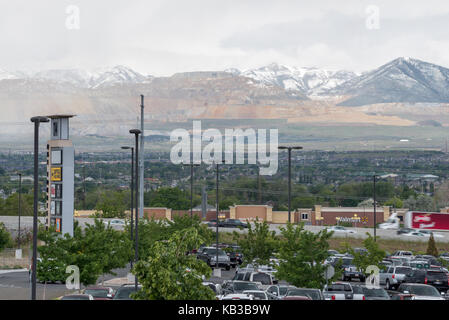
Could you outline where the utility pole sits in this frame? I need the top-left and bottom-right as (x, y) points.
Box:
(373, 174), (377, 242)
(130, 129), (141, 291)
(30, 116), (49, 300)
(82, 165), (86, 210)
(278, 146), (303, 223)
(18, 172), (22, 248)
(139, 95), (144, 219)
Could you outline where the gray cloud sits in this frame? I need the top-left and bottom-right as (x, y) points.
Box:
(1, 0), (449, 75)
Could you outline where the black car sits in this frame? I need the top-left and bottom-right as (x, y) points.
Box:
(332, 257), (365, 282)
(397, 228), (414, 235)
(113, 284), (142, 300)
(220, 219), (248, 228)
(359, 285), (391, 300)
(225, 246), (243, 267)
(404, 269), (449, 292)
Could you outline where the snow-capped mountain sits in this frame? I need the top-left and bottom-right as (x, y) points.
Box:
(231, 63), (359, 95)
(332, 57), (449, 106)
(24, 65), (149, 88)
(89, 65), (149, 88)
(0, 68), (25, 80)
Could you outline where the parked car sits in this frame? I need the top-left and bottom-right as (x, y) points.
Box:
(322, 282), (364, 300)
(113, 284), (141, 300)
(358, 285), (390, 300)
(379, 266), (413, 290)
(391, 250), (414, 259)
(282, 295), (312, 300)
(397, 283), (446, 300)
(325, 226), (356, 234)
(60, 294), (94, 300)
(265, 285), (295, 299)
(221, 281), (261, 295)
(202, 282), (222, 296)
(224, 246), (243, 267)
(196, 247), (231, 270)
(403, 269), (449, 292)
(233, 272), (276, 287)
(82, 286), (114, 300)
(242, 290), (268, 300)
(408, 260), (430, 270)
(331, 256), (365, 282)
(104, 219), (125, 226)
(390, 293), (415, 300)
(219, 293), (253, 300)
(284, 288), (324, 300)
(220, 219), (248, 228)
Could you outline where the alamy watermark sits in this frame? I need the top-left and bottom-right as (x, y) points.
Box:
(65, 5), (80, 30)
(170, 121), (279, 175)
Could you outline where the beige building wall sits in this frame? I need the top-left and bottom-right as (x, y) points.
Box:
(272, 211), (289, 224)
(233, 205), (270, 221)
(230, 206), (236, 219)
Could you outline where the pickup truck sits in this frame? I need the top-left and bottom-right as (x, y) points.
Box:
(379, 266), (413, 290)
(322, 282), (365, 300)
(196, 247), (231, 270)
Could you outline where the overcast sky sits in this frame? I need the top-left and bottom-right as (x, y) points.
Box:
(2, 0), (449, 76)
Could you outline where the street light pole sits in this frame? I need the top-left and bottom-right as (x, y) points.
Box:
(215, 160), (224, 276)
(122, 146), (134, 268)
(373, 174), (377, 242)
(30, 116), (49, 300)
(130, 129), (141, 291)
(182, 163), (200, 218)
(18, 172), (22, 249)
(278, 146), (303, 223)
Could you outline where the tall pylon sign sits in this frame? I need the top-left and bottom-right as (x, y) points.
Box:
(46, 115), (75, 236)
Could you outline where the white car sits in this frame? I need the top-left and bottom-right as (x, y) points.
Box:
(326, 226), (356, 234)
(402, 231), (443, 238)
(242, 290), (268, 300)
(104, 219), (126, 226)
(219, 293), (254, 300)
(417, 230), (444, 238)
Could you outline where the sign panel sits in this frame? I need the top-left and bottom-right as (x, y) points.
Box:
(51, 167), (62, 181)
(50, 201), (55, 215)
(55, 218), (61, 233)
(51, 150), (62, 165)
(410, 212), (449, 230)
(50, 184), (55, 198)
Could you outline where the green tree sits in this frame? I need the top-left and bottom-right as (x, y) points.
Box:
(0, 222), (12, 252)
(132, 227), (215, 300)
(347, 233), (385, 275)
(94, 190), (128, 218)
(233, 218), (278, 267)
(426, 233), (439, 257)
(37, 220), (132, 285)
(148, 187), (195, 210)
(384, 197), (403, 209)
(276, 223), (335, 288)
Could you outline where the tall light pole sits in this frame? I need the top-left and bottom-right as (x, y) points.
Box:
(130, 129), (141, 291)
(215, 160), (225, 276)
(122, 146), (134, 267)
(139, 95), (144, 219)
(373, 174), (377, 242)
(278, 146), (303, 223)
(17, 172), (22, 249)
(182, 162), (200, 218)
(30, 116), (49, 300)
